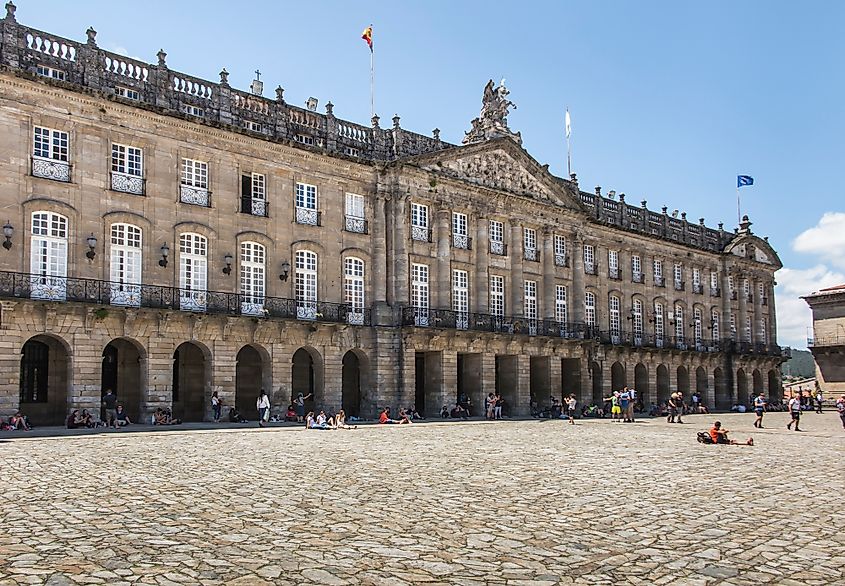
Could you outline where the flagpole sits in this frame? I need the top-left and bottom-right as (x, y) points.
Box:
(565, 107), (571, 177)
(370, 46), (374, 119)
(736, 185), (740, 225)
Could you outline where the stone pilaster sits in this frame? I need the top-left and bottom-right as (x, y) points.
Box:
(435, 208), (451, 309)
(474, 217), (489, 313)
(572, 233), (585, 323)
(393, 196), (410, 306)
(513, 354), (531, 416)
(372, 192), (388, 304)
(510, 225), (524, 316)
(542, 229), (555, 319)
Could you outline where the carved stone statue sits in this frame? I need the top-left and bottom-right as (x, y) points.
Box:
(463, 78), (522, 145)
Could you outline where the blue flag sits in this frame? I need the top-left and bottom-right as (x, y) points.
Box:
(737, 175), (754, 188)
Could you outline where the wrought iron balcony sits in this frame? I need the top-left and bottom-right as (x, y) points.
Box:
(608, 266), (621, 280)
(180, 184), (211, 207)
(655, 276), (665, 287)
(711, 286), (721, 297)
(674, 280), (685, 291)
(240, 196), (269, 217)
(0, 270), (367, 325)
(554, 253), (568, 267)
(632, 272), (644, 284)
(692, 283), (704, 294)
(111, 171), (145, 195)
(411, 226), (432, 242)
(295, 207), (321, 226)
(452, 234), (472, 250)
(524, 247), (539, 262)
(32, 156), (71, 182)
(762, 296), (769, 306)
(747, 293), (754, 302)
(584, 262), (599, 276)
(489, 241), (507, 256)
(731, 290), (738, 300)
(344, 216), (368, 234)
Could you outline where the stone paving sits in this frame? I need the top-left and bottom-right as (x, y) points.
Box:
(1, 412), (843, 585)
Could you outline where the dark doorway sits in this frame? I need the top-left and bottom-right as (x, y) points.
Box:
(102, 339), (144, 422)
(634, 363), (648, 406)
(591, 361), (603, 405)
(19, 336), (69, 426)
(414, 352), (426, 416)
(657, 364), (670, 404)
(172, 342), (207, 422)
(611, 361), (626, 391)
(561, 358), (581, 404)
(237, 345), (264, 418)
(342, 350), (362, 418)
(714, 367), (729, 410)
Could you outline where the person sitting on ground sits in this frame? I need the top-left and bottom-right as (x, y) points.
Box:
(708, 421), (753, 445)
(10, 411), (31, 431)
(315, 410), (335, 428)
(114, 405), (132, 428)
(407, 405), (424, 420)
(450, 403), (469, 420)
(440, 405), (449, 418)
(306, 411), (332, 429)
(67, 409), (82, 429)
(378, 407), (400, 424)
(397, 407), (413, 423)
(285, 405), (297, 422)
(334, 409), (357, 429)
(80, 409), (95, 428)
(228, 406), (246, 423)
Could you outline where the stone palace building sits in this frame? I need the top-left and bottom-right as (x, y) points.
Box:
(803, 284), (845, 396)
(0, 4), (788, 424)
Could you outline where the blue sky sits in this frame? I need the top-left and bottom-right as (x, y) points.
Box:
(19, 1), (845, 348)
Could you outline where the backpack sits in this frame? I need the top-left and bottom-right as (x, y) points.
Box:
(697, 431), (714, 444)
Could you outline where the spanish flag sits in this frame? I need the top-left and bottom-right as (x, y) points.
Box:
(361, 25), (373, 51)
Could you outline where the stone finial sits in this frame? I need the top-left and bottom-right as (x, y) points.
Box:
(219, 68), (229, 86)
(432, 128), (440, 141)
(595, 186), (601, 196)
(156, 49), (167, 68)
(641, 200), (647, 207)
(275, 86), (285, 103)
(661, 206), (668, 214)
(619, 193), (626, 203)
(718, 222), (724, 231)
(392, 114), (401, 129)
(680, 211), (686, 220)
(739, 215), (753, 233)
(325, 101), (334, 115)
(86, 27), (97, 46)
(371, 114), (380, 128)
(699, 217), (705, 225)
(569, 173), (577, 184)
(5, 2), (16, 22)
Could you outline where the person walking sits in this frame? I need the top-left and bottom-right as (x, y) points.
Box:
(566, 394), (577, 425)
(627, 386), (637, 423)
(836, 395), (845, 431)
(256, 389), (271, 428)
(668, 392), (683, 424)
(211, 391), (222, 423)
(787, 392), (802, 431)
(753, 392), (767, 428)
(815, 388), (824, 414)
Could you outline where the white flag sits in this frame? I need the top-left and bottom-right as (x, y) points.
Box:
(565, 108), (571, 139)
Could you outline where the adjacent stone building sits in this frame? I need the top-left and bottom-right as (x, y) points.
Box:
(0, 4), (787, 424)
(803, 284), (845, 396)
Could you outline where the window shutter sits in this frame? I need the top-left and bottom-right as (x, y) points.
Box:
(241, 175), (252, 213)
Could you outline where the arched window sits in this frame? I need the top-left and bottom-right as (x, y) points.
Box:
(654, 301), (665, 347)
(674, 304), (685, 347)
(295, 250), (318, 319)
(609, 295), (621, 342)
(344, 257), (365, 324)
(110, 223), (142, 307)
(585, 291), (596, 328)
(240, 241), (265, 315)
(30, 211), (68, 301)
(693, 307), (703, 348)
(179, 232), (207, 311)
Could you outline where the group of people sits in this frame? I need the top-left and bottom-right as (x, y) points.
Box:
(606, 387), (639, 423)
(1, 411), (31, 431)
(305, 409), (357, 429)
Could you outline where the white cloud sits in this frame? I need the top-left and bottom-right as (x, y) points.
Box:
(775, 265), (845, 349)
(793, 212), (845, 270)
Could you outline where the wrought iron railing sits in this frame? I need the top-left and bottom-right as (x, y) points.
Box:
(344, 216), (368, 234)
(489, 241), (507, 256)
(554, 254), (568, 267)
(0, 270), (367, 325)
(295, 207), (321, 226)
(411, 226), (432, 242)
(32, 156), (71, 182)
(180, 185), (211, 207)
(111, 171), (145, 195)
(452, 234), (472, 250)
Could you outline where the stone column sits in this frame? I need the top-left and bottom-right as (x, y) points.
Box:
(767, 281), (778, 345)
(572, 233), (585, 323)
(393, 196), (410, 306)
(513, 354), (532, 416)
(438, 350), (458, 412)
(475, 217), (489, 314)
(322, 346), (343, 415)
(542, 229), (555, 320)
(480, 352), (497, 408)
(435, 208), (451, 309)
(752, 277), (764, 344)
(738, 276), (748, 344)
(510, 225), (524, 316)
(549, 356), (563, 401)
(720, 270), (732, 341)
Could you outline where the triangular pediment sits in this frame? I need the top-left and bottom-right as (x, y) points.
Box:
(400, 138), (583, 211)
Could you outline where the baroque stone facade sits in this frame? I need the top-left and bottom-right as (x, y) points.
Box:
(803, 284), (845, 395)
(0, 5), (787, 424)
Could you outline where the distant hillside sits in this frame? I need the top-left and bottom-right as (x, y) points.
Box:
(783, 349), (816, 379)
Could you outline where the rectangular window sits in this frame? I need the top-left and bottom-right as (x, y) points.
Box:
(111, 144), (143, 176)
(608, 250), (619, 278)
(524, 280), (537, 320)
(585, 292), (596, 327)
(554, 235), (567, 266)
(36, 65), (65, 80)
(632, 299), (644, 338)
(654, 303), (664, 342)
(692, 268), (701, 287)
(555, 285), (567, 325)
(490, 275), (505, 317)
(115, 86), (140, 100)
(411, 203), (430, 242)
(489, 220), (505, 255)
(241, 173), (267, 216)
(411, 263), (429, 326)
(654, 259), (663, 285)
(674, 263), (683, 284)
(345, 193), (365, 218)
(693, 308), (703, 346)
(711, 271), (719, 292)
(295, 182), (317, 210)
(452, 213), (470, 249)
(180, 104), (205, 117)
(584, 244), (595, 273)
(675, 306), (685, 342)
(711, 310), (720, 342)
(33, 127), (69, 161)
(453, 269), (469, 329)
(294, 133), (315, 145)
(523, 227), (536, 251)
(745, 316), (752, 342)
(632, 255), (642, 281)
(609, 296), (621, 340)
(730, 313), (737, 341)
(729, 276), (735, 292)
(181, 159), (208, 188)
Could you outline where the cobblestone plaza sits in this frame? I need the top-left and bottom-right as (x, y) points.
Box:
(1, 414), (843, 585)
